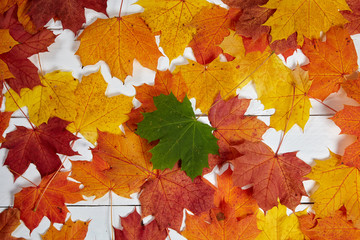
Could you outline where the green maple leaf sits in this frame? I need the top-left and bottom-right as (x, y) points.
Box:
(136, 93), (219, 179)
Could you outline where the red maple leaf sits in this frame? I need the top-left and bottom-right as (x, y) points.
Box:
(0, 6), (56, 94)
(231, 141), (311, 211)
(207, 95), (269, 172)
(139, 165), (215, 231)
(114, 210), (167, 240)
(14, 172), (83, 231)
(2, 117), (78, 179)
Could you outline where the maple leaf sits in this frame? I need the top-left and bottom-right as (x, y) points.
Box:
(341, 0), (360, 35)
(258, 65), (312, 132)
(214, 168), (259, 219)
(42, 219), (90, 240)
(173, 58), (246, 113)
(0, 6), (56, 94)
(231, 141), (311, 211)
(298, 207), (360, 240)
(188, 6), (240, 64)
(208, 95), (269, 166)
(2, 117), (78, 179)
(66, 70), (133, 144)
(223, 0), (275, 40)
(307, 152), (360, 227)
(136, 93), (219, 179)
(139, 165), (215, 231)
(137, 0), (212, 60)
(0, 112), (12, 143)
(301, 26), (358, 101)
(28, 0), (107, 34)
(182, 204), (260, 240)
(331, 105), (360, 137)
(76, 15), (162, 82)
(114, 210), (167, 240)
(262, 0), (350, 44)
(0, 208), (21, 240)
(5, 71), (79, 126)
(14, 172), (83, 231)
(70, 155), (116, 199)
(343, 76), (360, 103)
(0, 0), (36, 34)
(256, 202), (304, 239)
(75, 129), (154, 198)
(128, 70), (187, 128)
(342, 141), (360, 169)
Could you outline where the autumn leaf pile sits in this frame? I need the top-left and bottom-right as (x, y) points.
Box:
(2, 0), (360, 239)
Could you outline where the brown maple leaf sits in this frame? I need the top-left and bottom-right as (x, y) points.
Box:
(114, 210), (167, 240)
(14, 172), (83, 231)
(0, 208), (21, 240)
(2, 117), (78, 179)
(341, 0), (360, 35)
(28, 0), (107, 34)
(231, 141), (311, 211)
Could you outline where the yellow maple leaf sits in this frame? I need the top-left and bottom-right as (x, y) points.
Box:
(263, 0), (350, 44)
(173, 58), (245, 113)
(76, 14), (162, 82)
(5, 71), (78, 125)
(256, 202), (304, 240)
(137, 0), (211, 60)
(256, 65), (312, 131)
(219, 30), (246, 58)
(67, 70), (133, 144)
(307, 152), (360, 227)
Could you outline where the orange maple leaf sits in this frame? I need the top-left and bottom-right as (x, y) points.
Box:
(91, 129), (154, 198)
(231, 141), (311, 211)
(14, 172), (83, 231)
(76, 15), (162, 81)
(299, 207), (360, 240)
(189, 6), (240, 64)
(302, 26), (358, 101)
(331, 105), (360, 168)
(214, 168), (258, 219)
(182, 204), (260, 240)
(42, 219), (90, 240)
(127, 70), (187, 128)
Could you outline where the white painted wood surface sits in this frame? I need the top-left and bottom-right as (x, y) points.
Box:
(1, 0), (359, 239)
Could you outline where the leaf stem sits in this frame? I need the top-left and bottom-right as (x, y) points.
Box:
(37, 53), (44, 76)
(110, 190), (114, 240)
(275, 84), (296, 156)
(33, 138), (77, 211)
(8, 169), (37, 186)
(119, 0), (124, 18)
(3, 83), (36, 130)
(197, 51), (275, 119)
